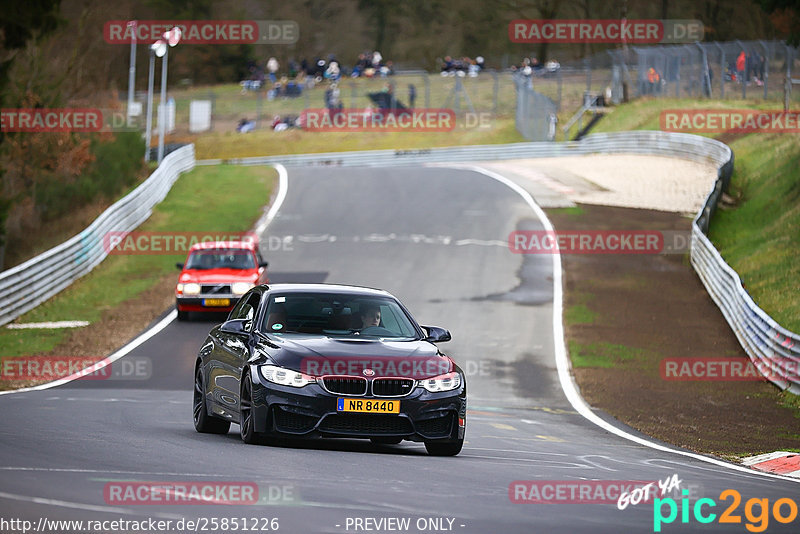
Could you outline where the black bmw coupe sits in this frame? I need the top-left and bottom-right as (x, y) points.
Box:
(192, 283), (466, 456)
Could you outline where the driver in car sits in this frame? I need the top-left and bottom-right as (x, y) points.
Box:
(359, 304), (381, 329)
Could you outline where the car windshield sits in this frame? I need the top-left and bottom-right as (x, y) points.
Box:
(261, 293), (420, 339)
(185, 249), (256, 270)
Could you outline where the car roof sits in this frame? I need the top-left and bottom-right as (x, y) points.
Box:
(188, 240), (257, 252)
(262, 283), (393, 298)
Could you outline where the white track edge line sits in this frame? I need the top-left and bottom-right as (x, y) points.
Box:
(254, 164), (288, 236)
(464, 164), (800, 484)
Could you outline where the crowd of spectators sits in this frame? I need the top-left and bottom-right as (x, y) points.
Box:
(350, 51), (394, 78)
(439, 56), (485, 77)
(238, 52), (397, 99)
(235, 52), (398, 131)
(510, 56), (560, 77)
(729, 51), (766, 86)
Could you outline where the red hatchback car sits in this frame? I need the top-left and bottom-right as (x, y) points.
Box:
(175, 241), (269, 320)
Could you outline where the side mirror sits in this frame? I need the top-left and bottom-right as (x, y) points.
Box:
(422, 325), (451, 343)
(176, 262), (184, 270)
(259, 261), (269, 268)
(221, 318), (250, 335)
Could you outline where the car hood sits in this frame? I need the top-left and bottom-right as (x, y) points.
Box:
(179, 269), (259, 284)
(260, 335), (453, 379)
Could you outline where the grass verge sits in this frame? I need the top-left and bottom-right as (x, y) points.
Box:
(568, 340), (644, 369)
(186, 117), (523, 160)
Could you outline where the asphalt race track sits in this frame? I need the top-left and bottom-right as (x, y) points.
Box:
(1, 165), (797, 534)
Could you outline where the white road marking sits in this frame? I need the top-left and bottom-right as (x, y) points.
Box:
(297, 234), (335, 242)
(6, 321), (89, 329)
(254, 163), (288, 236)
(465, 164), (800, 484)
(453, 238), (507, 247)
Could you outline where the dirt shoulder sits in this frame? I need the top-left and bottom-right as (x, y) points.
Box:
(546, 203), (800, 458)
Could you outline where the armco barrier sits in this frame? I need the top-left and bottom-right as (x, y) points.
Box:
(199, 131), (800, 392)
(0, 145), (195, 327)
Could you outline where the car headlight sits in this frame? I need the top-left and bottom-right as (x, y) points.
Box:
(182, 283), (201, 295)
(232, 282), (254, 295)
(419, 372), (461, 393)
(260, 365), (314, 387)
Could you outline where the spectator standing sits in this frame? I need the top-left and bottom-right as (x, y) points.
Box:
(267, 57), (279, 83)
(736, 51), (746, 83)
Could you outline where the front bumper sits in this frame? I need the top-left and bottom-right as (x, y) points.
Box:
(176, 295), (239, 313)
(250, 372), (466, 442)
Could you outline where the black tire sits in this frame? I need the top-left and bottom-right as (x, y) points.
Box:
(370, 436), (403, 445)
(424, 438), (463, 456)
(193, 366), (230, 434)
(177, 309), (189, 321)
(240, 374), (268, 445)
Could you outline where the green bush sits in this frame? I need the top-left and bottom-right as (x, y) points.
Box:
(34, 132), (144, 221)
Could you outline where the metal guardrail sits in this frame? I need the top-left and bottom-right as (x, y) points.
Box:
(200, 131), (799, 392)
(689, 155), (800, 394)
(0, 145), (195, 327)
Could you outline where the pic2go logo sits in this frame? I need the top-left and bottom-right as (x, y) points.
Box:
(653, 489), (799, 532)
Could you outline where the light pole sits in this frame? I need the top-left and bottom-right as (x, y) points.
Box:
(127, 21), (137, 120)
(144, 40), (163, 163)
(156, 27), (181, 164)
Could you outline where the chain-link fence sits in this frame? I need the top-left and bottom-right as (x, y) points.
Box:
(512, 39), (800, 142)
(514, 74), (558, 141)
(549, 40), (800, 104)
